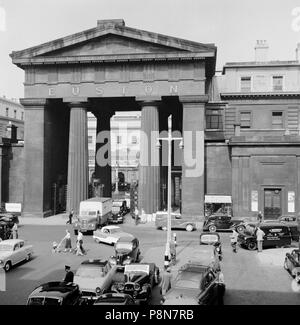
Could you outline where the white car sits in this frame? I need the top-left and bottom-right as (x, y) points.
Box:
(0, 239), (34, 272)
(93, 226), (133, 245)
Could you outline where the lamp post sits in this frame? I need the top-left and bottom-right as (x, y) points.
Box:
(156, 115), (183, 253)
(115, 162), (119, 194)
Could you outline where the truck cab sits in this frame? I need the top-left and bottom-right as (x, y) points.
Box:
(73, 198), (112, 234)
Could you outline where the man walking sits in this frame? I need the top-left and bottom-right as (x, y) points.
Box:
(256, 226), (265, 252)
(66, 210), (74, 225)
(230, 229), (239, 253)
(12, 223), (18, 239)
(77, 230), (85, 255)
(160, 267), (172, 303)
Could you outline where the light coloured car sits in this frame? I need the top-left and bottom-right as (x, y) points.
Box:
(73, 259), (118, 300)
(93, 226), (133, 245)
(0, 239), (34, 272)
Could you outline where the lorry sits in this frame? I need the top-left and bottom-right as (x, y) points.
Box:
(73, 198), (113, 235)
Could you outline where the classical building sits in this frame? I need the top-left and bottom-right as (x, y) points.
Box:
(11, 19), (216, 218)
(218, 40), (300, 219)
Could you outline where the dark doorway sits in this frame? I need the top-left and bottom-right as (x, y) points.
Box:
(264, 189), (282, 219)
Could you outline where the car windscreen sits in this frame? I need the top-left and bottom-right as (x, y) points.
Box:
(0, 245), (13, 251)
(116, 242), (133, 250)
(75, 266), (105, 278)
(28, 297), (62, 305)
(96, 297), (126, 304)
(174, 272), (203, 289)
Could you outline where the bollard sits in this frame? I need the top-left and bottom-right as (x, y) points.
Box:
(173, 233), (177, 247)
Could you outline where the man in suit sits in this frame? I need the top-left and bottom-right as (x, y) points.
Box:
(63, 265), (74, 283)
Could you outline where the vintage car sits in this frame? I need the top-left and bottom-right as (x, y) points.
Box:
(163, 262), (225, 305)
(155, 211), (196, 232)
(27, 282), (82, 305)
(108, 212), (124, 224)
(203, 214), (245, 233)
(238, 222), (292, 250)
(111, 263), (160, 304)
(93, 225), (133, 245)
(284, 249), (300, 277)
(0, 239), (33, 272)
(0, 221), (12, 240)
(93, 293), (136, 305)
(109, 236), (140, 267)
(73, 259), (118, 300)
(0, 213), (19, 228)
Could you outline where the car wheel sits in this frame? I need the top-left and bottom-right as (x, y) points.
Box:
(283, 258), (289, 270)
(186, 224), (194, 232)
(26, 253), (32, 262)
(247, 241), (257, 251)
(208, 225), (217, 233)
(162, 226), (167, 231)
(237, 225), (245, 234)
(4, 261), (11, 272)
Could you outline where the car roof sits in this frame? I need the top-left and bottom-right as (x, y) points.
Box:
(81, 259), (108, 267)
(29, 282), (78, 298)
(0, 239), (23, 245)
(117, 235), (135, 242)
(103, 226), (121, 230)
(260, 222), (288, 228)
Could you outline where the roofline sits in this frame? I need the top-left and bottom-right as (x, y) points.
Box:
(220, 92), (300, 100)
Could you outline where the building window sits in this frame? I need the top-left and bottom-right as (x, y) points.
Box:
(206, 110), (223, 129)
(88, 136), (93, 144)
(14, 110), (17, 119)
(117, 136), (122, 144)
(272, 111), (283, 129)
(240, 77), (251, 92)
(6, 107), (9, 117)
(272, 76), (283, 91)
(131, 135), (138, 144)
(240, 112), (251, 128)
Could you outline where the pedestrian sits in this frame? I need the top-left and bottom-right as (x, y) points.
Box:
(256, 226), (265, 252)
(134, 207), (139, 225)
(230, 229), (239, 253)
(64, 230), (72, 252)
(12, 223), (18, 239)
(66, 210), (74, 225)
(75, 240), (84, 256)
(160, 267), (172, 303)
(257, 211), (263, 223)
(291, 271), (300, 293)
(77, 230), (85, 255)
(213, 241), (223, 262)
(63, 265), (74, 283)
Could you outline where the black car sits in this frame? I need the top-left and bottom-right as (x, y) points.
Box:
(111, 263), (160, 304)
(203, 214), (245, 233)
(108, 212), (124, 224)
(27, 282), (82, 305)
(284, 249), (300, 277)
(109, 236), (140, 267)
(93, 293), (136, 305)
(238, 222), (292, 250)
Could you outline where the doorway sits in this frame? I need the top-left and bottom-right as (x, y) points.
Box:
(264, 188), (282, 219)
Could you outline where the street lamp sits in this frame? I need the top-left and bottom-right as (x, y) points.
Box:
(156, 115), (183, 254)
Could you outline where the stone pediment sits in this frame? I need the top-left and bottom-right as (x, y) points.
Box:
(11, 19), (216, 63)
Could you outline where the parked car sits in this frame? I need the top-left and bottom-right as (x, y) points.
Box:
(73, 259), (118, 300)
(0, 222), (12, 240)
(108, 213), (124, 224)
(163, 262), (225, 305)
(109, 236), (140, 267)
(93, 226), (133, 245)
(238, 222), (292, 250)
(27, 282), (82, 305)
(0, 213), (19, 228)
(284, 249), (300, 277)
(155, 211), (196, 232)
(262, 216), (299, 240)
(203, 214), (245, 233)
(93, 293), (136, 305)
(111, 263), (160, 304)
(0, 239), (33, 272)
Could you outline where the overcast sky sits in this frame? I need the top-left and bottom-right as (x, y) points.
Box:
(1, 0), (300, 99)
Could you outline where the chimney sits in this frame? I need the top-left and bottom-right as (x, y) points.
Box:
(255, 40), (269, 62)
(6, 122), (18, 143)
(296, 43), (300, 61)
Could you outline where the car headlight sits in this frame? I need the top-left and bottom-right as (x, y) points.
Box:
(95, 287), (102, 295)
(117, 283), (125, 291)
(134, 283), (140, 291)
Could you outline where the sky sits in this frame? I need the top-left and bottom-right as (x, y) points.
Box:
(1, 0), (300, 99)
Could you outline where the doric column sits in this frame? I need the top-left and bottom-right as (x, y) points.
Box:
(66, 101), (89, 213)
(180, 95), (207, 219)
(19, 98), (49, 218)
(94, 110), (113, 198)
(137, 98), (160, 214)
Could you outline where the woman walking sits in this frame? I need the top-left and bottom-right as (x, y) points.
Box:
(64, 230), (72, 253)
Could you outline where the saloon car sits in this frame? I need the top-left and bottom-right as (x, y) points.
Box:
(93, 226), (133, 245)
(27, 282), (82, 305)
(238, 222), (292, 250)
(203, 214), (245, 233)
(73, 259), (118, 300)
(109, 236), (140, 267)
(93, 293), (136, 305)
(0, 239), (33, 271)
(284, 249), (300, 277)
(111, 263), (160, 304)
(163, 262), (225, 305)
(155, 211), (196, 232)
